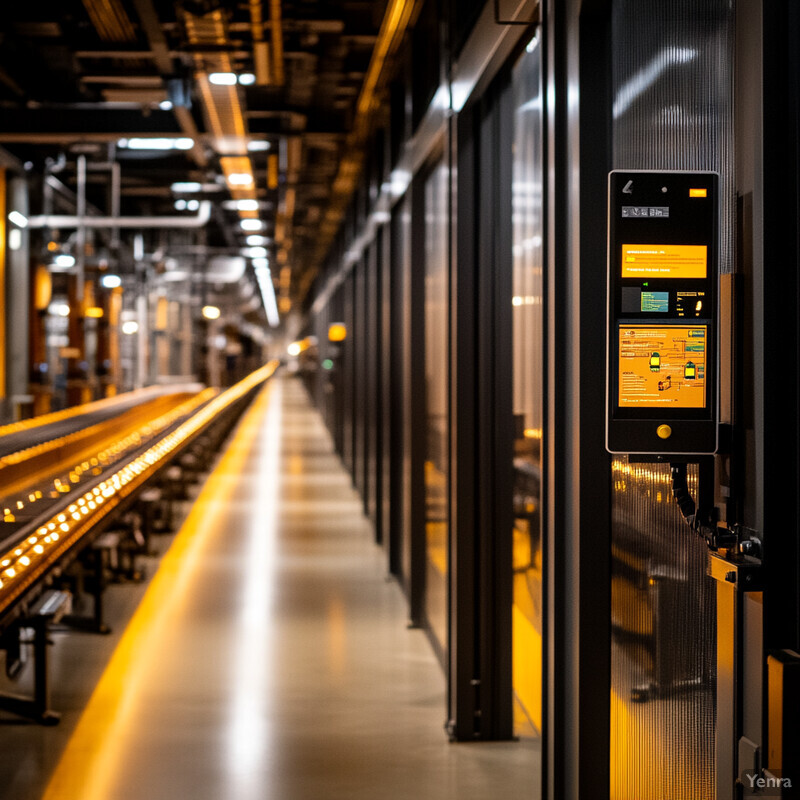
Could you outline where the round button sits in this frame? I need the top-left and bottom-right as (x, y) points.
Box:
(656, 424), (672, 440)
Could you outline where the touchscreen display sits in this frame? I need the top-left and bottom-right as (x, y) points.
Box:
(621, 244), (707, 279)
(618, 324), (707, 408)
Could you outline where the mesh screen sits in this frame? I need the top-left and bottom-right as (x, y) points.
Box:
(610, 2), (735, 797)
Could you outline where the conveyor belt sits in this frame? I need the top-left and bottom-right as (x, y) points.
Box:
(0, 387), (211, 547)
(0, 363), (279, 629)
(0, 385), (202, 459)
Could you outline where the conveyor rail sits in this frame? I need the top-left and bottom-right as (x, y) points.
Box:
(0, 362), (279, 632)
(0, 390), (207, 527)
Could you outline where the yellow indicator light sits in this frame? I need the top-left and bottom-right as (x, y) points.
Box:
(689, 188), (707, 198)
(328, 323), (347, 343)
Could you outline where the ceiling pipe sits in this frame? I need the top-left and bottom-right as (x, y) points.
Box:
(27, 201), (212, 230)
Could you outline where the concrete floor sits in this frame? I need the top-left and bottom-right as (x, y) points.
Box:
(0, 376), (539, 800)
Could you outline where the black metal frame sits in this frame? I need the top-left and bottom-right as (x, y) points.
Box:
(407, 179), (428, 627)
(411, 145), (449, 659)
(389, 203), (407, 582)
(760, 0), (800, 786)
(544, 0), (612, 796)
(761, 0), (800, 658)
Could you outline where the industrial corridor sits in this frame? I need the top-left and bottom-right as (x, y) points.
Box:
(7, 376), (535, 800)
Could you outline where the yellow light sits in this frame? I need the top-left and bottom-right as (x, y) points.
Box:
(328, 323), (347, 343)
(86, 307), (104, 319)
(202, 305), (221, 320)
(689, 188), (708, 198)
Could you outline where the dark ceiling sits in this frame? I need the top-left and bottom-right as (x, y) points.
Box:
(0, 0), (394, 318)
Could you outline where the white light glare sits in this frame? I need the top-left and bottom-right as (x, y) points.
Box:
(101, 274), (122, 289)
(118, 137), (194, 151)
(228, 173), (254, 186)
(121, 321), (139, 335)
(246, 235), (268, 246)
(54, 254), (76, 268)
(171, 182), (202, 193)
(8, 210), (28, 228)
(613, 47), (698, 118)
(247, 140), (271, 152)
(208, 72), (237, 86)
(240, 218), (263, 231)
(253, 264), (279, 328)
(202, 305), (221, 320)
(236, 199), (260, 211)
(50, 303), (71, 317)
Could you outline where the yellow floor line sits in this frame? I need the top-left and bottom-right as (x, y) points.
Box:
(41, 384), (276, 800)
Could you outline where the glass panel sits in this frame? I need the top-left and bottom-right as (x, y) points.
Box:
(609, 2), (734, 797)
(511, 33), (545, 738)
(424, 161), (450, 657)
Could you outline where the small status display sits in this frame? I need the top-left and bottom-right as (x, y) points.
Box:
(621, 243), (707, 279)
(618, 324), (707, 409)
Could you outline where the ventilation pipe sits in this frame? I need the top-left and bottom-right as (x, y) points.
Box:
(27, 201), (212, 229)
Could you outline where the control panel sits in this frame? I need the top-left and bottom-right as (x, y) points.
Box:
(606, 170), (719, 455)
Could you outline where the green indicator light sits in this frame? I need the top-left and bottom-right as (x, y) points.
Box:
(322, 359), (334, 370)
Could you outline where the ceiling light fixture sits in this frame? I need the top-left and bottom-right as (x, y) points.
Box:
(208, 72), (237, 86)
(118, 137), (194, 151)
(228, 172), (254, 186)
(8, 211), (28, 228)
(171, 182), (203, 193)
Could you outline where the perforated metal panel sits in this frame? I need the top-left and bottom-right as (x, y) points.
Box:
(609, 2), (735, 797)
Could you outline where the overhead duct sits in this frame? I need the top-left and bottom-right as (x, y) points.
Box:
(27, 201), (212, 229)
